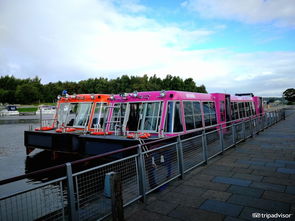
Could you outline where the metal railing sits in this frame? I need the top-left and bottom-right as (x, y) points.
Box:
(0, 110), (286, 221)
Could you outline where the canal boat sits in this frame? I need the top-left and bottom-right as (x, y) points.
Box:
(24, 91), (264, 156)
(0, 105), (19, 116)
(25, 94), (110, 155)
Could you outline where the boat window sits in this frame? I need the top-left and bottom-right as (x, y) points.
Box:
(234, 102), (239, 120)
(220, 101), (225, 121)
(110, 103), (127, 131)
(251, 102), (256, 115)
(183, 101), (203, 130)
(57, 103), (70, 127)
(230, 102), (235, 120)
(142, 102), (162, 131)
(238, 102), (244, 118)
(91, 103), (108, 129)
(193, 102), (203, 128)
(173, 102), (183, 132)
(164, 101), (174, 133)
(184, 101), (194, 130)
(246, 102), (251, 117)
(72, 103), (92, 127)
(203, 102), (217, 126)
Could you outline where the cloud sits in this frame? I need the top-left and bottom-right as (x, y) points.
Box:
(182, 0), (295, 27)
(0, 0), (214, 80)
(0, 0), (294, 97)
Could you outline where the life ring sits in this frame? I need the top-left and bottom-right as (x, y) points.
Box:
(35, 126), (54, 131)
(91, 131), (114, 135)
(139, 133), (151, 139)
(127, 132), (135, 139)
(55, 128), (76, 133)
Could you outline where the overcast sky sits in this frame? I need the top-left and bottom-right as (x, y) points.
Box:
(1, 0), (295, 96)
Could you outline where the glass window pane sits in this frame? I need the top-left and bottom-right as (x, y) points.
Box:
(73, 103), (92, 127)
(165, 102), (173, 132)
(173, 102), (183, 132)
(193, 102), (201, 114)
(185, 116), (194, 130)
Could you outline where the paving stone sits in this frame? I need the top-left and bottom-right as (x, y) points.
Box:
(249, 165), (277, 171)
(231, 167), (253, 174)
(232, 173), (263, 182)
(161, 192), (206, 208)
(188, 179), (230, 192)
(262, 190), (295, 204)
(239, 207), (269, 221)
(262, 176), (295, 186)
(201, 190), (231, 201)
(201, 169), (234, 177)
(207, 165), (233, 171)
(145, 200), (178, 215)
(265, 162), (285, 168)
(227, 185), (263, 198)
(196, 174), (214, 181)
(276, 160), (295, 165)
(127, 209), (179, 221)
(236, 159), (265, 166)
(277, 168), (295, 174)
(213, 176), (251, 187)
(228, 194), (290, 213)
(200, 199), (243, 217)
(173, 184), (206, 197)
(286, 186), (295, 194)
(252, 170), (290, 178)
(168, 206), (224, 221)
(224, 216), (245, 221)
(250, 182), (286, 192)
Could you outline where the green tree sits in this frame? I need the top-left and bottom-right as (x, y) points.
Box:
(283, 88), (295, 102)
(15, 83), (40, 104)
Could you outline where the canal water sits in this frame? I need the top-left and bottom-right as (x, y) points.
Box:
(0, 115), (82, 196)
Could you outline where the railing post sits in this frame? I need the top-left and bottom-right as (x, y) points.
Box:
(242, 121), (246, 141)
(107, 172), (124, 221)
(66, 163), (78, 221)
(202, 130), (208, 164)
(177, 135), (184, 179)
(137, 145), (146, 202)
(250, 118), (254, 137)
(219, 125), (224, 153)
(232, 123), (236, 146)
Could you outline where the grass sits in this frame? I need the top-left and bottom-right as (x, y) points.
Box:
(18, 107), (38, 112)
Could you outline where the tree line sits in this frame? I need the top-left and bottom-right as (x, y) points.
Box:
(0, 75), (207, 104)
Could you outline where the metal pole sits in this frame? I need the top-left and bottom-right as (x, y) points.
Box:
(66, 163), (78, 221)
(242, 121), (246, 141)
(219, 125), (224, 153)
(202, 130), (208, 164)
(177, 135), (184, 179)
(137, 145), (146, 202)
(250, 118), (254, 137)
(232, 124), (236, 146)
(40, 106), (42, 128)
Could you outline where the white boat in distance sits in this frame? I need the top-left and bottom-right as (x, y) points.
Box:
(36, 105), (56, 115)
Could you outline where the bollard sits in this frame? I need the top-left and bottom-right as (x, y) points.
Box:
(105, 172), (124, 221)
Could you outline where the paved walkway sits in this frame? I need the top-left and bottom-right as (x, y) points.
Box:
(125, 111), (295, 221)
